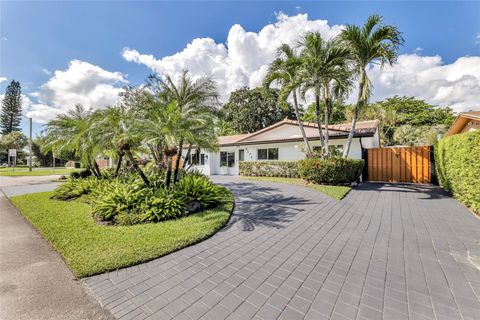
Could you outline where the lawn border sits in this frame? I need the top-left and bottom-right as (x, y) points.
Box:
(10, 186), (235, 278)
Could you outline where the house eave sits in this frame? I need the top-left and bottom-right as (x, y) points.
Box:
(219, 133), (374, 147)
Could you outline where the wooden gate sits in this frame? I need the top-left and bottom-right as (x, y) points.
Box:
(367, 146), (431, 183)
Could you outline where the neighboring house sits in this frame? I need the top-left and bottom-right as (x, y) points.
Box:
(445, 111), (480, 136)
(184, 119), (380, 175)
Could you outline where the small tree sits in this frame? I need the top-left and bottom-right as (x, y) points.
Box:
(1, 80), (22, 135)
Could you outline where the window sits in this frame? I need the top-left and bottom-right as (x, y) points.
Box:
(257, 148), (278, 160)
(200, 154), (205, 166)
(220, 152), (235, 167)
(239, 149), (245, 161)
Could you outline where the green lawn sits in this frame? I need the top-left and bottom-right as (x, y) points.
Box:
(0, 167), (79, 176)
(11, 191), (234, 278)
(241, 176), (351, 200)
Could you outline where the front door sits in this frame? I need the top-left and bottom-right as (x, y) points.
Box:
(220, 151), (236, 175)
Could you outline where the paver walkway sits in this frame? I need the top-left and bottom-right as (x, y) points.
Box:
(84, 177), (480, 320)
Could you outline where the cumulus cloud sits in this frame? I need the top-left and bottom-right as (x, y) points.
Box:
(27, 60), (127, 123)
(0, 76), (7, 83)
(123, 13), (479, 113)
(366, 54), (480, 112)
(123, 13), (343, 100)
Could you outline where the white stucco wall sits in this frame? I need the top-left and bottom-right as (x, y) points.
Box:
(186, 137), (367, 176)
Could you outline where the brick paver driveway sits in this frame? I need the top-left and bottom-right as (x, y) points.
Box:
(84, 177), (480, 320)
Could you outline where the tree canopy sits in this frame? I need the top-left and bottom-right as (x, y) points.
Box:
(221, 87), (295, 134)
(1, 80), (22, 135)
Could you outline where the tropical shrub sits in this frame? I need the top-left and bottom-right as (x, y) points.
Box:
(239, 160), (299, 178)
(298, 158), (364, 184)
(70, 169), (92, 179)
(435, 130), (480, 214)
(174, 176), (225, 208)
(52, 177), (106, 200)
(139, 188), (187, 223)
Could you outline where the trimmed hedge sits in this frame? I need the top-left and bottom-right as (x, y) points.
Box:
(239, 161), (299, 178)
(298, 158), (364, 184)
(435, 130), (480, 214)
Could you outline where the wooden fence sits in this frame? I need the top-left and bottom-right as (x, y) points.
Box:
(367, 146), (431, 183)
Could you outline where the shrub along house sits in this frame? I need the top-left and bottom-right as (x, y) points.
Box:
(184, 119), (380, 175)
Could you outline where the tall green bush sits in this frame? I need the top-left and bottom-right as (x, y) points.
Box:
(298, 158), (364, 184)
(435, 130), (480, 214)
(239, 160), (299, 177)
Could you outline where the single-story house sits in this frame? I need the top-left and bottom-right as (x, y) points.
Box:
(184, 118), (380, 175)
(445, 111), (480, 136)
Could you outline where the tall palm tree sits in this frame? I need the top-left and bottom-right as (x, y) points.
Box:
(298, 32), (327, 153)
(43, 104), (102, 176)
(298, 32), (352, 157)
(264, 44), (311, 153)
(148, 71), (218, 182)
(340, 14), (403, 158)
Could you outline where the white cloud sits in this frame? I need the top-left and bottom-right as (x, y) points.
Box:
(366, 54), (480, 112)
(123, 13), (479, 113)
(27, 60), (127, 123)
(0, 77), (6, 83)
(41, 68), (52, 75)
(123, 13), (343, 100)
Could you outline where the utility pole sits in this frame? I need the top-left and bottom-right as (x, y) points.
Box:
(29, 117), (32, 172)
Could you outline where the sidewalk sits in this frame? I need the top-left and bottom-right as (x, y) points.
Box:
(0, 185), (113, 320)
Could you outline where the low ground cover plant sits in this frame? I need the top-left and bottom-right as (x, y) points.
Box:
(435, 130), (480, 214)
(52, 169), (229, 226)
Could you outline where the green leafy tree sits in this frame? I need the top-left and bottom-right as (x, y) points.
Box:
(340, 14), (403, 157)
(1, 80), (22, 135)
(221, 87), (295, 133)
(393, 124), (448, 146)
(264, 44), (311, 152)
(302, 101), (348, 125)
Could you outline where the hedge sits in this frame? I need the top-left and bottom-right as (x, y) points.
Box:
(435, 130), (480, 214)
(298, 158), (364, 184)
(239, 160), (299, 178)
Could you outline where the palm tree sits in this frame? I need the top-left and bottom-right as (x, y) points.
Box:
(148, 70), (218, 182)
(43, 104), (102, 177)
(340, 14), (403, 158)
(139, 96), (216, 187)
(298, 32), (352, 157)
(264, 44), (311, 153)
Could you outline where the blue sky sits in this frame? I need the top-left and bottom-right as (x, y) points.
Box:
(1, 1), (479, 135)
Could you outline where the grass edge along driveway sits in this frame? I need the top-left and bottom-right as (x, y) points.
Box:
(11, 190), (234, 278)
(0, 168), (80, 176)
(241, 176), (351, 200)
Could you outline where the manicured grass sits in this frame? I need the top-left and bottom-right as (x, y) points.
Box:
(0, 167), (79, 176)
(11, 190), (234, 278)
(241, 176), (351, 200)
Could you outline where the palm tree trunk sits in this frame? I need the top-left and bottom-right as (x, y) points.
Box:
(91, 159), (102, 178)
(148, 144), (160, 166)
(293, 90), (311, 153)
(343, 76), (365, 158)
(315, 85), (325, 156)
(182, 143), (193, 169)
(125, 149), (150, 186)
(173, 138), (184, 183)
(114, 152), (123, 178)
(323, 86), (330, 157)
(165, 156), (173, 187)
